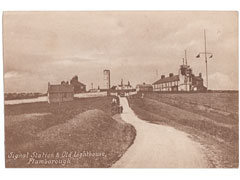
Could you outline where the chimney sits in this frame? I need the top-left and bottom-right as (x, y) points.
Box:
(169, 73), (174, 77)
(161, 75), (165, 79)
(199, 73), (202, 78)
(143, 82), (146, 85)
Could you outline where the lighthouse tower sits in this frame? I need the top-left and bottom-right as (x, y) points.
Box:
(103, 70), (110, 89)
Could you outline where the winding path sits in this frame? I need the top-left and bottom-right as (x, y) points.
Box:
(112, 97), (209, 168)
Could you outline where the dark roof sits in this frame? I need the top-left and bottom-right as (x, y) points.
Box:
(193, 76), (203, 81)
(79, 82), (86, 86)
(48, 84), (74, 93)
(70, 80), (86, 86)
(76, 81), (86, 86)
(136, 84), (153, 88)
(153, 75), (179, 85)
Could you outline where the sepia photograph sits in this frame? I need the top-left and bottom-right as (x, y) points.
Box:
(3, 11), (238, 168)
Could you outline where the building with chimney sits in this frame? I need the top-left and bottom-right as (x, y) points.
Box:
(136, 83), (153, 92)
(70, 75), (86, 93)
(153, 62), (206, 92)
(47, 82), (74, 103)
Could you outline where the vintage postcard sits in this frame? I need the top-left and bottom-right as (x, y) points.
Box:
(3, 11), (238, 168)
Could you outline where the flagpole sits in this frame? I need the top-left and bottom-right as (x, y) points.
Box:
(185, 49), (187, 65)
(204, 29), (208, 90)
(196, 29), (213, 91)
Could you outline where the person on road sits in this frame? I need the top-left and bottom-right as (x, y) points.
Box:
(120, 106), (123, 113)
(116, 96), (120, 105)
(112, 97), (117, 105)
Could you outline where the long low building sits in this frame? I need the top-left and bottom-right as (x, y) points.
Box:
(153, 64), (206, 92)
(136, 83), (153, 92)
(47, 83), (74, 103)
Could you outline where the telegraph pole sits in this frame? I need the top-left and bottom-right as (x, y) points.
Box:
(185, 49), (187, 65)
(196, 29), (213, 90)
(204, 29), (208, 89)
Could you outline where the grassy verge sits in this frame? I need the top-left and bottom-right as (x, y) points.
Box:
(128, 92), (238, 168)
(5, 97), (136, 168)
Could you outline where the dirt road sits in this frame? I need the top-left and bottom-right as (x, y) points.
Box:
(112, 97), (209, 168)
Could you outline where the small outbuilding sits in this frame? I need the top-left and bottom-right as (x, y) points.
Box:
(47, 82), (74, 103)
(136, 83), (153, 92)
(70, 75), (86, 93)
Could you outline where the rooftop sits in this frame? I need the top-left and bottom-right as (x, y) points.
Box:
(48, 84), (74, 93)
(153, 75), (179, 85)
(136, 84), (153, 88)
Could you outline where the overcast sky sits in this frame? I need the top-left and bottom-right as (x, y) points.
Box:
(3, 11), (238, 93)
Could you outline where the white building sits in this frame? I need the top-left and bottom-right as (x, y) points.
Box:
(103, 70), (110, 89)
(153, 64), (206, 92)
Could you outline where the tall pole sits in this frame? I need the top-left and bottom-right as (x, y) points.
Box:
(185, 49), (187, 65)
(196, 29), (213, 91)
(184, 49), (188, 90)
(204, 29), (208, 90)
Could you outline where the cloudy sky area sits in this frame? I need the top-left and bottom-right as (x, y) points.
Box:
(3, 11), (238, 93)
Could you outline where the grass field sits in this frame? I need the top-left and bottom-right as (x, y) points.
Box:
(5, 97), (136, 168)
(128, 92), (239, 168)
